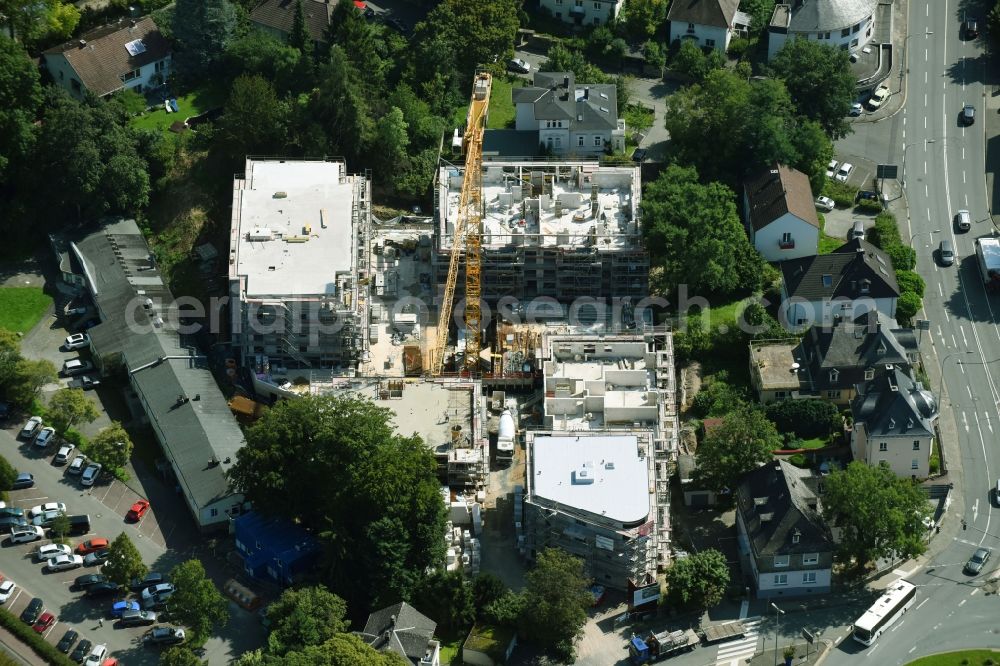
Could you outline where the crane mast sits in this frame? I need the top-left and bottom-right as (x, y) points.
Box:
(431, 72), (491, 375)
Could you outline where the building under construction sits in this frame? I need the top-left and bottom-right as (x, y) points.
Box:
(434, 161), (647, 304)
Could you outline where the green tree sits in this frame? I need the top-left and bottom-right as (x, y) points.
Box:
(224, 31), (307, 96)
(769, 38), (856, 139)
(288, 0), (312, 54)
(228, 395), (446, 612)
(303, 46), (374, 168)
(411, 569), (475, 634)
(5, 359), (57, 408)
(822, 462), (929, 572)
(102, 532), (147, 587)
(641, 164), (766, 298)
(472, 572), (508, 617)
(765, 400), (841, 439)
(0, 0), (79, 45)
(895, 292), (922, 323)
(664, 549), (729, 609)
(417, 0), (521, 80)
(160, 646), (206, 666)
(372, 106), (410, 182)
(232, 649), (265, 666)
(541, 42), (609, 83)
(695, 404), (781, 491)
(271, 633), (408, 666)
(672, 40), (712, 81)
(49, 514), (71, 543)
(485, 590), (525, 627)
(519, 549), (592, 662)
(87, 422), (133, 472)
(740, 0), (778, 32)
(0, 36), (41, 186)
(218, 74), (288, 162)
(266, 585), (349, 656)
(0, 453), (16, 490)
(620, 0), (669, 40)
(46, 387), (99, 433)
(895, 270), (926, 297)
(172, 0), (237, 80)
(642, 39), (665, 74)
(169, 559), (230, 644)
(691, 372), (747, 418)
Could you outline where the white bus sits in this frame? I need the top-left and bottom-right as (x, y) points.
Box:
(852, 579), (917, 646)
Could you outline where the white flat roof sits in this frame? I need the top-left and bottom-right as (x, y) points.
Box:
(532, 435), (649, 523)
(233, 160), (358, 297)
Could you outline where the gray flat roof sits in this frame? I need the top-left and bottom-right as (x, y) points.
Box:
(233, 159), (357, 298)
(532, 435), (649, 523)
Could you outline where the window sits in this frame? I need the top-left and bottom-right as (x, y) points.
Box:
(803, 553), (819, 565)
(842, 27), (851, 37)
(913, 441), (920, 450)
(867, 26), (872, 37)
(826, 390), (840, 399)
(155, 60), (167, 73)
(593, 17), (600, 24)
(774, 555), (790, 567)
(912, 459), (919, 469)
(829, 368), (839, 383)
(121, 68), (140, 82)
(865, 369), (875, 380)
(791, 533), (800, 544)
(774, 574), (788, 586)
(594, 1), (601, 7)
(556, 0), (562, 4)
(824, 32), (831, 39)
(58, 70), (64, 80)
(780, 232), (793, 246)
(775, 391), (787, 399)
(688, 23), (695, 31)
(594, 136), (602, 147)
(71, 78), (81, 92)
(578, 136), (585, 147)
(705, 38), (716, 47)
(879, 442), (888, 452)
(851, 38), (859, 47)
(853, 23), (861, 33)
(803, 572), (817, 584)
(210, 508), (219, 517)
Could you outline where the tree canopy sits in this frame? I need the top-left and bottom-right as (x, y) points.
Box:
(266, 586), (349, 656)
(0, 36), (41, 186)
(87, 422), (134, 472)
(664, 549), (730, 609)
(695, 404), (781, 492)
(102, 533), (147, 587)
(46, 387), (99, 433)
(765, 400), (842, 440)
(228, 395), (446, 614)
(0, 328), (56, 408)
(169, 559), (230, 643)
(172, 0), (237, 80)
(519, 549), (593, 662)
(769, 39), (856, 139)
(821, 462), (929, 572)
(411, 569), (475, 634)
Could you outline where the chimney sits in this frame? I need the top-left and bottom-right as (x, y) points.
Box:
(78, 39), (87, 48)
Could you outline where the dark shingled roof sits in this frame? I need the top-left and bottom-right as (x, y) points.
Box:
(250, 0), (332, 43)
(43, 16), (170, 97)
(736, 460), (834, 557)
(512, 71), (618, 131)
(852, 367), (937, 438)
(358, 602), (437, 665)
(780, 238), (900, 301)
(744, 164), (819, 232)
(667, 0), (741, 28)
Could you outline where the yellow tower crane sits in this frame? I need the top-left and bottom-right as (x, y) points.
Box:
(431, 71), (491, 376)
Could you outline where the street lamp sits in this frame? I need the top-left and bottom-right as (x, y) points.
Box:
(937, 351), (974, 400)
(772, 602), (784, 666)
(909, 228), (941, 248)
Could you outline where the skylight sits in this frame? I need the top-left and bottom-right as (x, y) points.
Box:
(125, 39), (146, 56)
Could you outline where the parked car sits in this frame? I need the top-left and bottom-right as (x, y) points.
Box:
(20, 597), (43, 623)
(0, 579), (16, 603)
(964, 547), (991, 574)
(68, 455), (88, 475)
(84, 582), (121, 599)
(849, 102), (863, 116)
(35, 543), (72, 562)
(33, 611), (55, 633)
(507, 57), (530, 74)
(57, 628), (79, 653)
(54, 444), (76, 465)
(143, 627), (185, 647)
(19, 416), (42, 440)
(0, 507), (25, 519)
(11, 472), (34, 489)
(126, 500), (150, 522)
(70, 638), (93, 664)
(83, 644), (108, 666)
(33, 427), (56, 448)
(0, 516), (27, 530)
(111, 600), (140, 618)
(73, 574), (108, 589)
(83, 550), (109, 567)
(825, 159), (838, 178)
(130, 573), (169, 593)
(10, 526), (45, 544)
(30, 503), (67, 518)
(75, 538), (109, 555)
(61, 359), (94, 377)
(835, 163), (854, 182)
(47, 554), (84, 572)
(966, 18), (979, 38)
(939, 239), (955, 266)
(68, 376), (100, 390)
(64, 333), (91, 350)
(868, 84), (890, 110)
(81, 463), (102, 487)
(631, 148), (647, 163)
(956, 209), (972, 231)
(141, 583), (175, 603)
(962, 104), (975, 125)
(32, 510), (64, 528)
(850, 220), (866, 240)
(815, 196), (835, 212)
(120, 609), (158, 627)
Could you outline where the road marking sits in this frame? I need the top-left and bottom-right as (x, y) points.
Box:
(891, 620), (905, 632)
(952, 334), (958, 347)
(985, 412), (994, 433)
(967, 385), (973, 398)
(962, 411), (969, 431)
(974, 498), (979, 522)
(916, 598), (929, 610)
(938, 282), (944, 297)
(964, 171), (967, 184)
(971, 588), (979, 596)
(910, 646), (917, 653)
(959, 598), (968, 607)
(961, 324), (968, 346)
(714, 618), (761, 666)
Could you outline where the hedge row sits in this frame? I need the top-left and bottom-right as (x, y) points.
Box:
(0, 607), (75, 666)
(867, 211), (922, 322)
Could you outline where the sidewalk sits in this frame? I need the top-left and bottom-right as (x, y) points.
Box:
(749, 640), (830, 666)
(0, 626), (48, 666)
(852, 0), (908, 124)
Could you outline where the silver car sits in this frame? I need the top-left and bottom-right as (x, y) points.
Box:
(939, 239), (955, 266)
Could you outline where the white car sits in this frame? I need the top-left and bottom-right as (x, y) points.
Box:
(815, 196), (835, 212)
(33, 427), (56, 448)
(34, 543), (72, 562)
(30, 503), (67, 518)
(68, 455), (88, 475)
(0, 580), (16, 603)
(507, 57), (531, 74)
(849, 102), (863, 116)
(10, 526), (44, 544)
(84, 644), (108, 666)
(81, 463), (102, 487)
(46, 553), (84, 572)
(54, 443), (75, 465)
(19, 416), (42, 440)
(868, 84), (890, 110)
(64, 333), (90, 350)
(835, 163), (854, 182)
(825, 159), (838, 178)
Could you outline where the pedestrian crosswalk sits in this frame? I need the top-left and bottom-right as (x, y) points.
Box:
(714, 617), (762, 666)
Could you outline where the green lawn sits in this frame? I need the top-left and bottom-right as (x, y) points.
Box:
(130, 85), (226, 133)
(451, 76), (524, 130)
(906, 650), (1000, 665)
(437, 635), (464, 665)
(817, 212), (844, 254)
(685, 298), (748, 331)
(0, 287), (52, 334)
(797, 437), (828, 449)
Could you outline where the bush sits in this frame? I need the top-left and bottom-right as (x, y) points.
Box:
(822, 179), (858, 207)
(885, 243), (916, 271)
(870, 211), (901, 248)
(0, 608), (75, 666)
(896, 270), (926, 297)
(765, 400), (841, 439)
(692, 372), (748, 418)
(727, 37), (750, 60)
(896, 292), (922, 323)
(0, 454), (15, 491)
(855, 198), (883, 213)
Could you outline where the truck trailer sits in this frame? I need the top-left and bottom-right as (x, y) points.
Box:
(628, 628), (699, 663)
(975, 237), (1000, 291)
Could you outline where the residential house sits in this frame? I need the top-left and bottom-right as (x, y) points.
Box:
(357, 602), (441, 666)
(233, 512), (321, 586)
(735, 460), (836, 599)
(539, 0), (625, 26)
(743, 164), (820, 262)
(851, 368), (938, 478)
(779, 238), (899, 329)
(768, 0), (880, 60)
(749, 311), (918, 405)
(512, 72), (625, 155)
(43, 17), (170, 99)
(250, 0), (332, 47)
(667, 0), (750, 52)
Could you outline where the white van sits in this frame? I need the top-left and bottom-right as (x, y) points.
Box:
(10, 526), (44, 544)
(956, 210), (972, 231)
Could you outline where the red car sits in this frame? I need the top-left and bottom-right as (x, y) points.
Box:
(76, 538), (109, 555)
(32, 611), (55, 633)
(126, 500), (150, 522)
